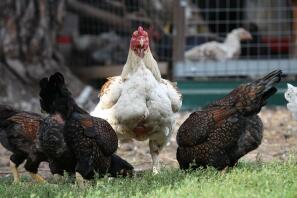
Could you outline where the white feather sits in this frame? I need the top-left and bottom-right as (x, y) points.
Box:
(284, 83), (297, 119)
(185, 28), (251, 61)
(91, 49), (182, 143)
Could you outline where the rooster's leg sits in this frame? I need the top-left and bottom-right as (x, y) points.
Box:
(149, 140), (163, 174)
(9, 160), (20, 183)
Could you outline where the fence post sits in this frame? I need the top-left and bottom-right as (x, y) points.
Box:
(172, 0), (186, 78)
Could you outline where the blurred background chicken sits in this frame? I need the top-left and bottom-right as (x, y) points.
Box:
(284, 83), (297, 119)
(176, 70), (282, 170)
(0, 105), (46, 183)
(185, 28), (252, 61)
(91, 26), (182, 174)
(39, 72), (133, 186)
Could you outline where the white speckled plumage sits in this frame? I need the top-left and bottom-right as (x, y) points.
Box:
(285, 83), (297, 119)
(91, 27), (182, 173)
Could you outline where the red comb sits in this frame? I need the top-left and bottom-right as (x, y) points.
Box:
(132, 26), (147, 37)
(130, 26), (149, 56)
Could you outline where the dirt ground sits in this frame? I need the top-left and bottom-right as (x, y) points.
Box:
(0, 107), (296, 178)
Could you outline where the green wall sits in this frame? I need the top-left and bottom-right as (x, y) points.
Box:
(177, 80), (294, 110)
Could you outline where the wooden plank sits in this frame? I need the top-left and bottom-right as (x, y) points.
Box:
(172, 0), (186, 63)
(73, 62), (168, 80)
(292, 3), (297, 57)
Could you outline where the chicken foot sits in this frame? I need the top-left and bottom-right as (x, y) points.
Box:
(29, 172), (47, 183)
(10, 160), (46, 183)
(9, 160), (20, 183)
(149, 140), (163, 175)
(75, 172), (89, 188)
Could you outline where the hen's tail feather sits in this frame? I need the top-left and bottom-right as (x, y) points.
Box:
(257, 70), (282, 83)
(236, 70), (282, 115)
(39, 72), (88, 117)
(261, 87), (277, 106)
(257, 70), (282, 105)
(48, 72), (88, 115)
(0, 105), (18, 121)
(255, 70), (282, 93)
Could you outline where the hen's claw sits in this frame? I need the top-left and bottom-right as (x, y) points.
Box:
(152, 167), (160, 175)
(29, 172), (47, 183)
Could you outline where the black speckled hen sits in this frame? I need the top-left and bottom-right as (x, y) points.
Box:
(36, 113), (76, 177)
(39, 72), (133, 185)
(176, 70), (282, 170)
(0, 105), (46, 183)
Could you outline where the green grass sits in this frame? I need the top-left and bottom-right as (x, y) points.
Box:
(0, 159), (297, 198)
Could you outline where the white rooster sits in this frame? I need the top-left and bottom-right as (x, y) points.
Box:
(91, 26), (182, 173)
(185, 28), (252, 61)
(285, 83), (297, 119)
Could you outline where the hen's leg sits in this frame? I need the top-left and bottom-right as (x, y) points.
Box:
(149, 140), (164, 174)
(10, 154), (26, 183)
(24, 153), (47, 183)
(48, 160), (64, 181)
(75, 172), (89, 188)
(29, 173), (46, 183)
(75, 156), (95, 187)
(10, 161), (19, 183)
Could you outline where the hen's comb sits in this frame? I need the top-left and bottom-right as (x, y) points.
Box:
(132, 26), (148, 38)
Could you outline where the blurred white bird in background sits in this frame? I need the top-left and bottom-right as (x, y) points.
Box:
(185, 28), (253, 61)
(285, 83), (297, 119)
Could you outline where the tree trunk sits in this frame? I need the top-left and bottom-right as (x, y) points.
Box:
(0, 0), (91, 112)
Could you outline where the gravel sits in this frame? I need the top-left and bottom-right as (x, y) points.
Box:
(0, 107), (296, 178)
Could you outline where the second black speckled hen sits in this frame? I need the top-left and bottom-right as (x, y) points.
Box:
(36, 113), (76, 177)
(39, 72), (133, 185)
(176, 70), (282, 170)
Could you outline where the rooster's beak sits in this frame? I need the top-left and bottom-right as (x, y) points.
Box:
(139, 39), (144, 47)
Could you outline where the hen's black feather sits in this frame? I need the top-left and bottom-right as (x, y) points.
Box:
(0, 105), (47, 174)
(109, 154), (134, 177)
(176, 70), (282, 170)
(37, 114), (76, 175)
(39, 72), (133, 179)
